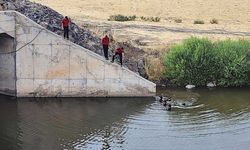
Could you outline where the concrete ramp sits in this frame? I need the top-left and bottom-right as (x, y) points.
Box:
(0, 11), (156, 97)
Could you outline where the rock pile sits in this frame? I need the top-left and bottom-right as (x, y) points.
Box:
(15, 0), (102, 53)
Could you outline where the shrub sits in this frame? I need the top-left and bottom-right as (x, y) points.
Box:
(247, 51), (250, 83)
(163, 37), (250, 87)
(164, 37), (219, 86)
(194, 20), (205, 24)
(214, 40), (250, 86)
(140, 16), (161, 22)
(108, 15), (136, 22)
(174, 18), (182, 23)
(210, 18), (218, 24)
(152, 17), (161, 22)
(140, 16), (146, 20)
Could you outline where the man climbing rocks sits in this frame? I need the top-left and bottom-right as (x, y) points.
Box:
(111, 47), (124, 66)
(61, 16), (70, 39)
(101, 35), (110, 60)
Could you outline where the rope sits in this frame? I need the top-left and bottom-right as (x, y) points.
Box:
(0, 28), (45, 55)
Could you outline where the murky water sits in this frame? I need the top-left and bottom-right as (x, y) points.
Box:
(1, 87), (250, 150)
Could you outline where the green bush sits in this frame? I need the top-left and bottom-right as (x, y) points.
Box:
(194, 20), (205, 24)
(164, 37), (219, 86)
(108, 15), (136, 22)
(247, 51), (250, 83)
(215, 40), (250, 86)
(164, 37), (250, 87)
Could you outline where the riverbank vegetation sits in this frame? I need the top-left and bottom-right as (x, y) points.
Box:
(164, 37), (250, 87)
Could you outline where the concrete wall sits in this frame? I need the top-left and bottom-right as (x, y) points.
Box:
(0, 33), (15, 95)
(0, 11), (156, 97)
(0, 11), (15, 37)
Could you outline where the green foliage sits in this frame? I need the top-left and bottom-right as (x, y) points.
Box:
(164, 37), (219, 86)
(247, 51), (250, 83)
(108, 15), (136, 22)
(164, 37), (250, 87)
(140, 16), (161, 22)
(214, 40), (250, 86)
(194, 19), (205, 24)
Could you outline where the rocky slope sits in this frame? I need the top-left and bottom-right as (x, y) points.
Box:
(1, 0), (147, 78)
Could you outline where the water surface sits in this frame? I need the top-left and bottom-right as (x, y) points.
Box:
(0, 87), (250, 150)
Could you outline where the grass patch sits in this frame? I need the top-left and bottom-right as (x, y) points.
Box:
(163, 37), (250, 87)
(194, 19), (205, 24)
(108, 15), (136, 22)
(140, 16), (161, 22)
(210, 18), (219, 24)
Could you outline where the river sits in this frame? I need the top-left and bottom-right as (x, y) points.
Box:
(0, 87), (250, 150)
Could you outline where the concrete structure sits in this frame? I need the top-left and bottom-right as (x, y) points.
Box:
(0, 11), (156, 97)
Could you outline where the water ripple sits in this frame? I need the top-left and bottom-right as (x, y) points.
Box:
(1, 89), (250, 150)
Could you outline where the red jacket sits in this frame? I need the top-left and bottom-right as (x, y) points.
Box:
(115, 48), (124, 54)
(62, 18), (70, 27)
(102, 37), (110, 45)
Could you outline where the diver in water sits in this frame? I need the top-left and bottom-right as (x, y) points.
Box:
(156, 96), (173, 111)
(163, 100), (167, 107)
(166, 104), (172, 111)
(159, 95), (163, 103)
(163, 99), (172, 111)
(167, 96), (172, 101)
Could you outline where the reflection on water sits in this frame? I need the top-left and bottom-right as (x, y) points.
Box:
(0, 87), (250, 150)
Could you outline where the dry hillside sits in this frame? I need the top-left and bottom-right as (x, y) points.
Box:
(33, 0), (250, 24)
(31, 0), (250, 49)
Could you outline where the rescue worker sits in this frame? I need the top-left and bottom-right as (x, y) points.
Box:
(101, 35), (110, 60)
(61, 16), (70, 39)
(111, 47), (124, 66)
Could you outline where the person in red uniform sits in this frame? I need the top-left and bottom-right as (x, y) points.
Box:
(61, 16), (70, 39)
(101, 35), (110, 60)
(111, 47), (124, 66)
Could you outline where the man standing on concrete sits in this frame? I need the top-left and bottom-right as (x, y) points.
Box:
(61, 16), (70, 39)
(111, 47), (124, 66)
(101, 35), (110, 60)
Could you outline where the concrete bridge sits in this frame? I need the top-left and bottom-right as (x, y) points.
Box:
(0, 11), (156, 97)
